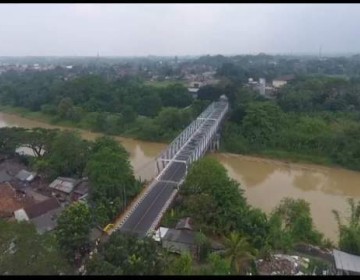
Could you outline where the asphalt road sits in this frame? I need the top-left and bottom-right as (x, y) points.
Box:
(118, 162), (186, 237)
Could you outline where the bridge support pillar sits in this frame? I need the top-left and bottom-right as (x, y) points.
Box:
(210, 133), (220, 152)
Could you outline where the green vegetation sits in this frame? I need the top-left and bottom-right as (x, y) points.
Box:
(223, 76), (360, 171)
(85, 136), (140, 226)
(0, 72), (195, 142)
(56, 202), (92, 262)
(0, 220), (72, 275)
(162, 157), (326, 274)
(86, 233), (167, 275)
(267, 198), (324, 252)
(0, 127), (147, 273)
(333, 198), (360, 255)
(223, 232), (257, 274)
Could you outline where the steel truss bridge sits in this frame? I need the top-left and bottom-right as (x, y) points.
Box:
(108, 95), (229, 238)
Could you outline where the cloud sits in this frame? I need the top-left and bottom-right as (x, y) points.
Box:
(0, 4), (359, 56)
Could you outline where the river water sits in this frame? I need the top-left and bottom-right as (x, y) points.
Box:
(1, 112), (360, 242)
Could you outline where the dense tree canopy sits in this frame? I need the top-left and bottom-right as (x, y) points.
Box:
(86, 233), (166, 275)
(0, 220), (72, 275)
(56, 202), (92, 261)
(85, 136), (139, 226)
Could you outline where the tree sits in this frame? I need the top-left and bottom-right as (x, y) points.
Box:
(271, 197), (323, 246)
(0, 220), (72, 275)
(333, 198), (360, 255)
(197, 85), (223, 102)
(180, 157), (248, 235)
(22, 128), (58, 158)
(194, 231), (211, 262)
(206, 253), (232, 275)
(56, 202), (92, 262)
(159, 83), (192, 108)
(43, 130), (90, 179)
(87, 233), (166, 275)
(0, 127), (24, 155)
(57, 97), (75, 119)
(86, 137), (137, 225)
(242, 102), (284, 148)
(222, 232), (257, 274)
(167, 251), (193, 275)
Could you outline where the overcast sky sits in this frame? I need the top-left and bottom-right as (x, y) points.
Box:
(0, 4), (359, 56)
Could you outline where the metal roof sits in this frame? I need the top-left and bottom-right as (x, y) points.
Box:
(333, 249), (360, 273)
(49, 177), (77, 194)
(162, 228), (195, 245)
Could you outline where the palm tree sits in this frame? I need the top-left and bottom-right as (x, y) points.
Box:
(222, 232), (257, 274)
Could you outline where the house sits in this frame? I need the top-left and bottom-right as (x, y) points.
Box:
(0, 182), (34, 219)
(333, 249), (360, 275)
(14, 197), (63, 234)
(272, 75), (295, 88)
(49, 177), (78, 201)
(161, 228), (197, 255)
(71, 179), (90, 201)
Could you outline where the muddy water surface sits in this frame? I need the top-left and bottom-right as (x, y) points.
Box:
(210, 153), (360, 242)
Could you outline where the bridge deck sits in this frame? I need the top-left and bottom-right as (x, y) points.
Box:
(115, 99), (228, 237)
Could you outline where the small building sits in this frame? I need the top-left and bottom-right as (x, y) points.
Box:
(272, 74), (295, 88)
(259, 78), (266, 96)
(333, 249), (360, 275)
(71, 179), (90, 202)
(162, 228), (197, 255)
(49, 177), (78, 201)
(14, 197), (63, 234)
(188, 87), (199, 99)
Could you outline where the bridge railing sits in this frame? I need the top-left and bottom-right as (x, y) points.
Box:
(186, 100), (229, 167)
(156, 102), (225, 174)
(155, 102), (217, 174)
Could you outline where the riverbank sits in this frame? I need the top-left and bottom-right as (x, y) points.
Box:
(0, 104), (351, 172)
(0, 104), (169, 144)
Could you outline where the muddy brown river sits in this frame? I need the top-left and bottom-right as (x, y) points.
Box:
(1, 111), (359, 242)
